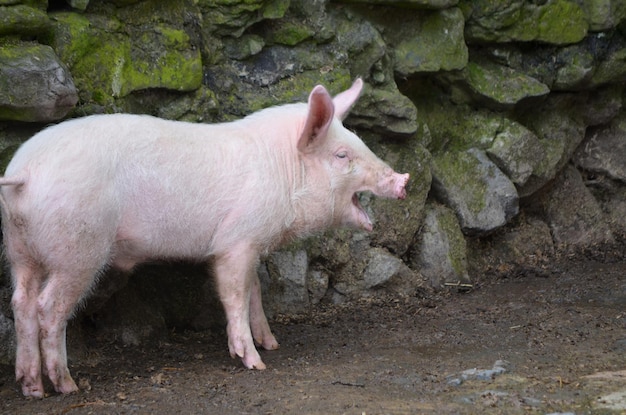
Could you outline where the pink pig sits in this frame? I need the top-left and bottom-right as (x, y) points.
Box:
(0, 79), (409, 397)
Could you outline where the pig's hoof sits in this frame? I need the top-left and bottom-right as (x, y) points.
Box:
(255, 335), (280, 351)
(55, 378), (79, 395)
(246, 359), (267, 370)
(241, 352), (266, 370)
(21, 383), (44, 399)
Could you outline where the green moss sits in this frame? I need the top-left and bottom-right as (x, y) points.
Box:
(44, 12), (202, 106)
(0, 5), (50, 36)
(245, 68), (352, 113)
(464, 0), (588, 45)
(433, 151), (488, 214)
(535, 0), (588, 44)
(435, 204), (468, 277)
(261, 0), (290, 19)
(464, 60), (550, 107)
(267, 20), (315, 46)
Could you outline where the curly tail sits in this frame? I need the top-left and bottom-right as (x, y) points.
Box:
(0, 176), (26, 221)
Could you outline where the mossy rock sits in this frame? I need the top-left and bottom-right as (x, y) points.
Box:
(454, 59), (550, 110)
(486, 118), (545, 186)
(44, 12), (202, 106)
(336, 0), (459, 9)
(0, 42), (78, 121)
(431, 148), (519, 235)
(0, 4), (49, 36)
(197, 0), (290, 37)
(393, 7), (468, 75)
(363, 135), (432, 255)
(463, 0), (588, 45)
(410, 201), (470, 288)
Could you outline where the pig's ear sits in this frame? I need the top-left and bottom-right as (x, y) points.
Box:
(298, 85), (335, 152)
(333, 78), (363, 120)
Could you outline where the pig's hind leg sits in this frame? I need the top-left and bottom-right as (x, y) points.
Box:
(36, 265), (103, 395)
(249, 273), (279, 351)
(214, 243), (266, 370)
(11, 261), (46, 398)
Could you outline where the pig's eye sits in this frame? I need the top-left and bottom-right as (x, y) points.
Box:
(336, 151), (348, 159)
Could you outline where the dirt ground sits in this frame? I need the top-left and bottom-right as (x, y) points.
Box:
(1, 251), (625, 415)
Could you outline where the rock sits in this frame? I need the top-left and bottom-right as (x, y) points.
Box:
(579, 0), (626, 31)
(431, 148), (519, 235)
(446, 58), (550, 110)
(262, 249), (310, 315)
(363, 248), (405, 288)
(462, 0), (588, 45)
(574, 111), (626, 182)
(198, 0), (290, 37)
(0, 310), (15, 365)
(335, 0), (459, 9)
(0, 4), (49, 36)
(390, 7), (468, 76)
(407, 85), (504, 153)
(44, 12), (203, 104)
(308, 268), (330, 305)
(517, 94), (588, 197)
(581, 85), (624, 127)
(486, 119), (544, 186)
(223, 34), (265, 60)
(447, 360), (510, 385)
(332, 8), (386, 80)
(349, 85), (419, 136)
(590, 30), (626, 87)
(361, 136), (432, 255)
(412, 202), (470, 288)
(535, 164), (613, 248)
(67, 0), (90, 11)
(0, 42), (78, 122)
(590, 181), (626, 236)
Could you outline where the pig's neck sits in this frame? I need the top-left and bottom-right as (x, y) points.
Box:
(287, 158), (336, 241)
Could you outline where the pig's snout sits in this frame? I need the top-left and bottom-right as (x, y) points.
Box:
(377, 171), (409, 200)
(394, 173), (409, 200)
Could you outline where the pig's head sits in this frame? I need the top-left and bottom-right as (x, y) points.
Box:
(297, 79), (410, 232)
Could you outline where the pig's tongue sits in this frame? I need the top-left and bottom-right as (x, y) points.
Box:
(352, 193), (373, 231)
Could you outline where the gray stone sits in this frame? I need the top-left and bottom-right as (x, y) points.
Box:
(590, 31), (626, 87)
(307, 269), (329, 305)
(574, 111), (626, 182)
(0, 43), (78, 122)
(487, 119), (544, 186)
(536, 165), (613, 248)
(431, 148), (519, 235)
(517, 95), (588, 197)
(363, 248), (406, 288)
(578, 0), (626, 31)
(264, 249), (310, 314)
(413, 202), (470, 288)
(350, 85), (418, 137)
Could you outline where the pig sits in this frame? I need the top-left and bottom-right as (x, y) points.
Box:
(0, 78), (409, 398)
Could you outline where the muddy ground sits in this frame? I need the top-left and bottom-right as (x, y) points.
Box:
(1, 251), (625, 415)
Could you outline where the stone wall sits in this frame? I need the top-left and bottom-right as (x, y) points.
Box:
(1, 0), (625, 358)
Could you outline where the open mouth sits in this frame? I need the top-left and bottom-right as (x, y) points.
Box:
(352, 193), (373, 231)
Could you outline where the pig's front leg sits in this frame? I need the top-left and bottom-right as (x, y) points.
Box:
(249, 273), (279, 351)
(214, 244), (266, 370)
